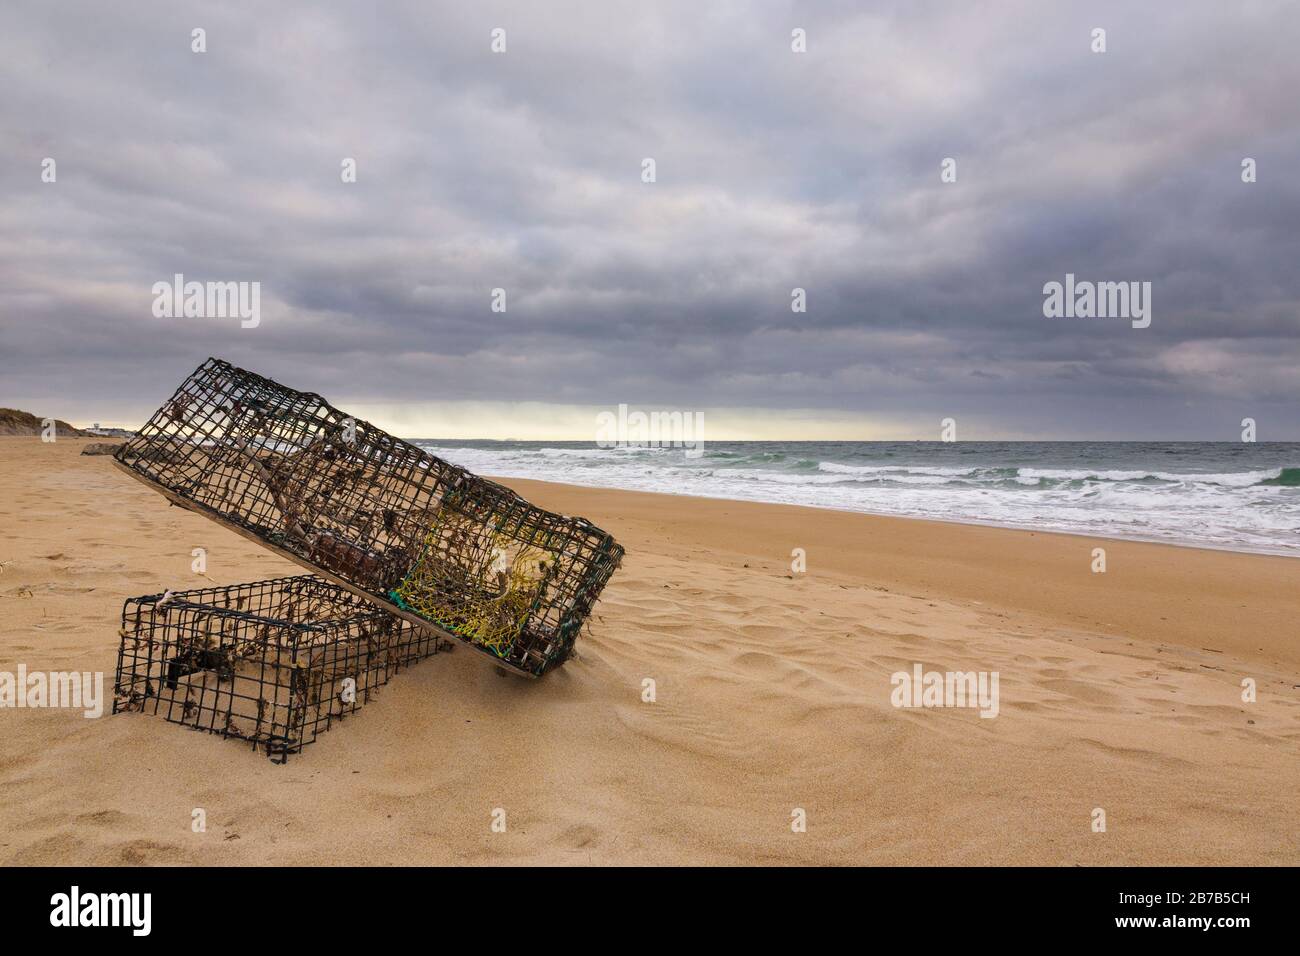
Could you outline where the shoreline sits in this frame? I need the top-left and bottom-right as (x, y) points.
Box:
(489, 470), (1300, 560)
(410, 434), (1300, 560)
(20, 435), (1299, 557)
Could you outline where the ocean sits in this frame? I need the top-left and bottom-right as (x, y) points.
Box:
(413, 440), (1300, 557)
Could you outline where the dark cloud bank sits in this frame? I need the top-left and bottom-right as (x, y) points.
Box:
(2, 0), (1298, 438)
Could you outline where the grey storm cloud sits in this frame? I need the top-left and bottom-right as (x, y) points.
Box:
(1, 0), (1298, 437)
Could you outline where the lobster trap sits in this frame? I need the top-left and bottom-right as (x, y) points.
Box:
(113, 576), (442, 761)
(113, 358), (624, 676)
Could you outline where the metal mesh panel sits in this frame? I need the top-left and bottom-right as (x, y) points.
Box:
(113, 576), (442, 762)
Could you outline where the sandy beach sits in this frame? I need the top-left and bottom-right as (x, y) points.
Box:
(1, 435), (1297, 866)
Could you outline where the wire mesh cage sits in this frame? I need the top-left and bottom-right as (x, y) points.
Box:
(113, 358), (625, 676)
(113, 576), (442, 762)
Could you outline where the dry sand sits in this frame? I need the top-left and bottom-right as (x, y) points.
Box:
(1, 436), (1297, 865)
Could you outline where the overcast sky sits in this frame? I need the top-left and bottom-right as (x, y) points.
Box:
(2, 1), (1298, 439)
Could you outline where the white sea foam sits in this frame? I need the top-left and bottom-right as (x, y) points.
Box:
(817, 462), (980, 478)
(1017, 467), (1281, 486)
(416, 443), (1300, 556)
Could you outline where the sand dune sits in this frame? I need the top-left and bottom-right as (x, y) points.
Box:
(0, 437), (1296, 865)
(0, 409), (87, 437)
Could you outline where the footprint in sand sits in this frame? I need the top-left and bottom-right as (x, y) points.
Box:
(79, 809), (130, 827)
(558, 824), (600, 849)
(1035, 678), (1122, 707)
(116, 839), (189, 865)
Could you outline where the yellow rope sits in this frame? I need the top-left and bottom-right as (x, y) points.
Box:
(392, 512), (553, 658)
